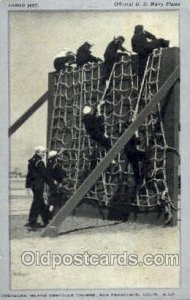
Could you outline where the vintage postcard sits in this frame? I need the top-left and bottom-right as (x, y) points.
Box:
(0, 0), (190, 299)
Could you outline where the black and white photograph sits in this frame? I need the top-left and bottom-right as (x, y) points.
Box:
(1, 0), (190, 299)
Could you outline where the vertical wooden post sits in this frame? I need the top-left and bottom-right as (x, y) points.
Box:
(47, 72), (55, 149)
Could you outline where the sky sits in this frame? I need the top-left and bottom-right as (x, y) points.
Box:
(10, 11), (179, 172)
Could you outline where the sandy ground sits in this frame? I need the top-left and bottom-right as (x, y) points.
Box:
(10, 178), (180, 290)
(11, 215), (180, 290)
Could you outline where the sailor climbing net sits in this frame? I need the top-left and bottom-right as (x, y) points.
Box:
(49, 50), (174, 218)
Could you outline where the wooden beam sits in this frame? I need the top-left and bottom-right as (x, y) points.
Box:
(9, 91), (49, 137)
(41, 67), (179, 237)
(47, 74), (55, 149)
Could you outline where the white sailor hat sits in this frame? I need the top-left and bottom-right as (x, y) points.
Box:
(54, 48), (72, 59)
(35, 146), (46, 153)
(83, 106), (92, 115)
(85, 40), (94, 47)
(48, 150), (58, 158)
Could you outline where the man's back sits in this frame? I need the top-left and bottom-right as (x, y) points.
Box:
(131, 32), (148, 54)
(104, 39), (125, 61)
(76, 44), (98, 66)
(47, 158), (64, 184)
(82, 113), (105, 139)
(25, 154), (44, 188)
(104, 40), (118, 60)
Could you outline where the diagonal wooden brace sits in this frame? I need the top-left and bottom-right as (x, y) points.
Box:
(9, 91), (49, 137)
(41, 67), (179, 237)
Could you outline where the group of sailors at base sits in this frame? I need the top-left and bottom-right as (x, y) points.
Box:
(25, 146), (67, 231)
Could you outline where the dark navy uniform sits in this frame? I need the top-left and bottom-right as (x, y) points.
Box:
(82, 112), (111, 151)
(54, 53), (75, 71)
(25, 154), (55, 227)
(124, 135), (146, 185)
(131, 25), (169, 80)
(76, 42), (101, 67)
(102, 36), (129, 82)
(47, 156), (67, 212)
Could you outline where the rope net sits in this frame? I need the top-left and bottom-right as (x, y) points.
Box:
(49, 50), (174, 216)
(133, 49), (174, 218)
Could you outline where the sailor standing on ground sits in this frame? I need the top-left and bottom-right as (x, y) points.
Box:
(47, 149), (67, 215)
(76, 40), (102, 67)
(54, 49), (76, 72)
(25, 146), (57, 231)
(131, 25), (169, 80)
(101, 36), (130, 85)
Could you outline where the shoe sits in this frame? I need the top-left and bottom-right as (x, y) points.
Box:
(24, 222), (30, 227)
(24, 222), (43, 229)
(40, 223), (48, 228)
(41, 220), (50, 228)
(27, 226), (38, 232)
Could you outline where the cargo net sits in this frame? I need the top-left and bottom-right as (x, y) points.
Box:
(49, 50), (174, 219)
(133, 48), (174, 220)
